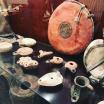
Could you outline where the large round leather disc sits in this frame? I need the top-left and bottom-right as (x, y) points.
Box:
(48, 1), (94, 55)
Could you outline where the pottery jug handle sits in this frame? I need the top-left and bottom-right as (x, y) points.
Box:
(87, 84), (94, 91)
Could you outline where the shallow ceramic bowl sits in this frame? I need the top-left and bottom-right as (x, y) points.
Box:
(0, 42), (12, 53)
(19, 38), (37, 47)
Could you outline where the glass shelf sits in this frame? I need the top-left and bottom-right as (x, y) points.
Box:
(0, 42), (72, 104)
(0, 41), (100, 104)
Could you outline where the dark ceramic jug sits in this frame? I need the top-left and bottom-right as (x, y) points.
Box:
(5, 0), (64, 43)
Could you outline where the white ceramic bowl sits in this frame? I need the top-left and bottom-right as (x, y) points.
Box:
(0, 42), (12, 53)
(19, 38), (37, 47)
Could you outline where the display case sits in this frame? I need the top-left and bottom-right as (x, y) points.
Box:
(0, 0), (104, 104)
(0, 40), (104, 104)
